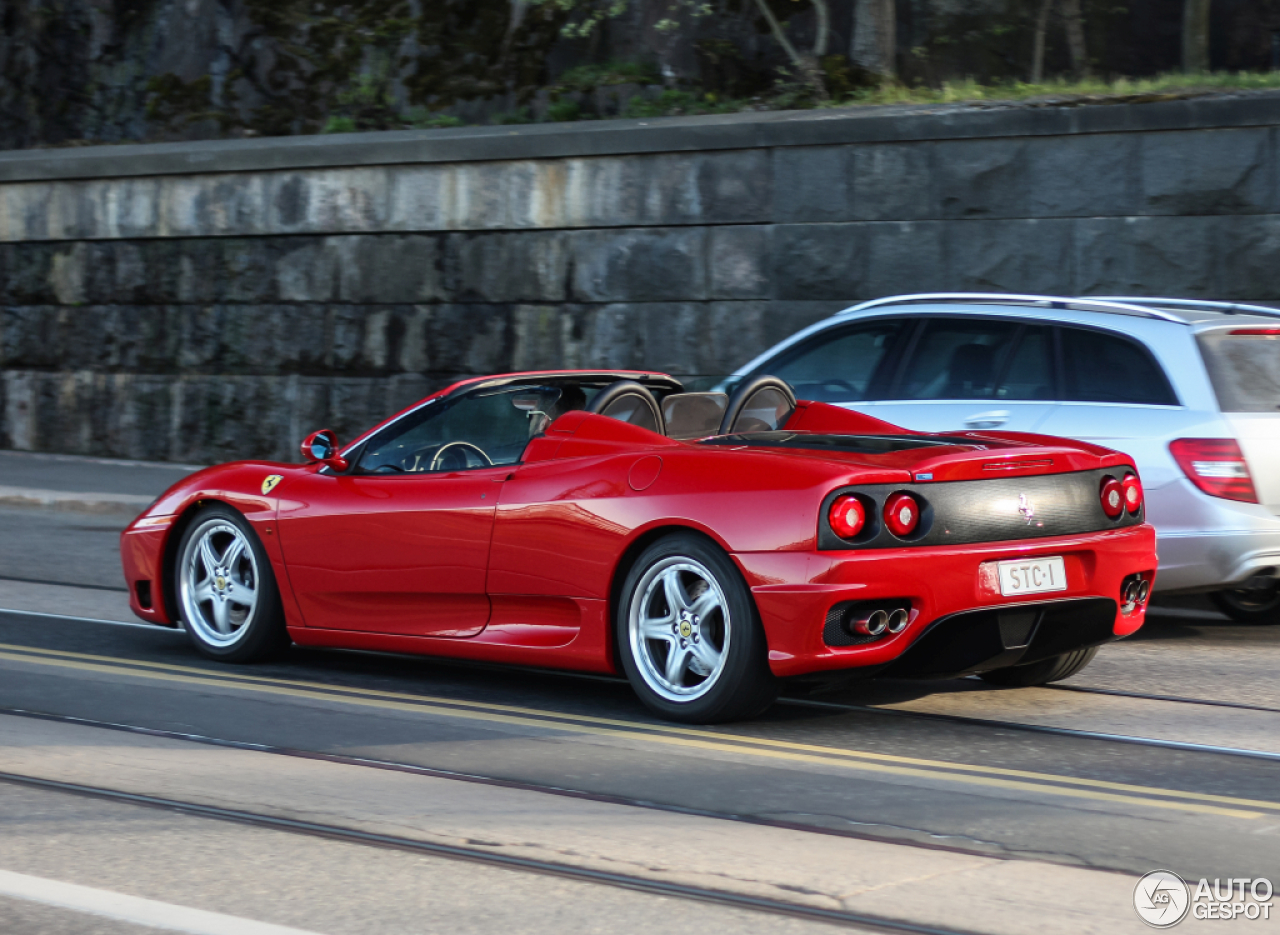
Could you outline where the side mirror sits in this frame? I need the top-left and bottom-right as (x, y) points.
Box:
(300, 429), (349, 471)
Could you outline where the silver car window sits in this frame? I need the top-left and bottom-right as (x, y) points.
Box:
(898, 319), (1050, 400)
(765, 319), (906, 401)
(1060, 326), (1177, 405)
(1197, 331), (1280, 412)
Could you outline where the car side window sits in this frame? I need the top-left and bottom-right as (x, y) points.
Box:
(764, 319), (907, 402)
(356, 386), (562, 474)
(1059, 327), (1178, 405)
(995, 326), (1055, 400)
(897, 319), (1052, 400)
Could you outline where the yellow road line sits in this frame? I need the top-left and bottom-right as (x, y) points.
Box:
(0, 645), (1273, 820)
(2, 641), (1275, 811)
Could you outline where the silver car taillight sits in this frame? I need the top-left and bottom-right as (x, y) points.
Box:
(1169, 439), (1259, 503)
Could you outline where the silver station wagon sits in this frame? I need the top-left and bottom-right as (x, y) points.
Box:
(729, 294), (1280, 623)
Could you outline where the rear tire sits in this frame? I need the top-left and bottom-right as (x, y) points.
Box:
(1211, 585), (1280, 625)
(617, 533), (777, 723)
(174, 505), (290, 663)
(978, 646), (1098, 688)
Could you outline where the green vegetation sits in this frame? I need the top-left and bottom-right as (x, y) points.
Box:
(492, 107), (536, 125)
(599, 70), (1280, 124)
(545, 99), (583, 123)
(553, 60), (662, 92)
(319, 68), (1280, 134)
(409, 110), (465, 130)
(13, 0), (1276, 151)
(828, 71), (1280, 108)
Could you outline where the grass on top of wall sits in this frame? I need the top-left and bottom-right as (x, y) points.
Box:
(312, 70), (1280, 134)
(834, 71), (1280, 109)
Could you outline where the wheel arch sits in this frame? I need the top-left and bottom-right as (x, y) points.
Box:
(606, 523), (762, 673)
(160, 498), (242, 624)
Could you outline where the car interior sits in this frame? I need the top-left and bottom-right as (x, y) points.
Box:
(351, 375), (801, 474)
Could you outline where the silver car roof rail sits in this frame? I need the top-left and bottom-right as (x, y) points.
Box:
(836, 292), (1188, 324)
(1088, 296), (1280, 320)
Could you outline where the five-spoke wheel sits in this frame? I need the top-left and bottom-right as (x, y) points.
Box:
(618, 533), (776, 722)
(176, 506), (288, 662)
(629, 557), (731, 702)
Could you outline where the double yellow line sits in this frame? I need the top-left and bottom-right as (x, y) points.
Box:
(0, 641), (1276, 820)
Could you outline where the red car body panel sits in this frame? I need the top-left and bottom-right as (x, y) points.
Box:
(121, 372), (1159, 680)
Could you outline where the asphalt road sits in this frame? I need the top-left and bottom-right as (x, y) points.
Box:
(0, 458), (1276, 934)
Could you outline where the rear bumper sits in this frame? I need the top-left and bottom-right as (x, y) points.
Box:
(736, 524), (1157, 679)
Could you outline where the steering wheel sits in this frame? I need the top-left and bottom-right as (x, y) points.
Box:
(428, 441), (493, 472)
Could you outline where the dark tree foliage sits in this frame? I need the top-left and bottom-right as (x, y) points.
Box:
(405, 1), (566, 109)
(0, 1), (95, 148)
(1, 0), (1276, 150)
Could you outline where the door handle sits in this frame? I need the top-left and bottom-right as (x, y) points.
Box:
(963, 410), (1009, 429)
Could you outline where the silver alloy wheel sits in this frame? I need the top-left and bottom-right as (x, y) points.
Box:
(179, 518), (260, 647)
(628, 556), (731, 703)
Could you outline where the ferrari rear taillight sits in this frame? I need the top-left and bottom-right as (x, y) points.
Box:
(884, 492), (921, 537)
(829, 495), (867, 539)
(1121, 473), (1143, 514)
(1100, 476), (1125, 519)
(1169, 438), (1259, 503)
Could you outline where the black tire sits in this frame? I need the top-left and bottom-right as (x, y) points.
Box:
(978, 646), (1098, 688)
(616, 533), (778, 723)
(174, 505), (290, 663)
(1210, 585), (1280, 625)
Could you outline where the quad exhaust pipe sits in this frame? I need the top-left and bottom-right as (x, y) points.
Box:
(1120, 573), (1152, 614)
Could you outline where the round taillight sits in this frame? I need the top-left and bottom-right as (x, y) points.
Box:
(1100, 476), (1124, 519)
(829, 495), (866, 539)
(884, 492), (921, 538)
(1121, 473), (1142, 514)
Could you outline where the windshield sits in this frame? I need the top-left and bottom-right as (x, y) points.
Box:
(1197, 330), (1280, 413)
(356, 384), (585, 474)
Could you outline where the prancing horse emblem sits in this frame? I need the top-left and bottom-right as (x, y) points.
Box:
(262, 475), (283, 495)
(1017, 493), (1035, 525)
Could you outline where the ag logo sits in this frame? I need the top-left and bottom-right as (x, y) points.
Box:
(1135, 870), (1190, 928)
(261, 475), (283, 495)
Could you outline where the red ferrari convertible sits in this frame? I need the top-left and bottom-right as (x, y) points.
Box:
(121, 371), (1156, 722)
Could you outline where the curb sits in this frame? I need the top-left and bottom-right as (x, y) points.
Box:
(0, 486), (151, 520)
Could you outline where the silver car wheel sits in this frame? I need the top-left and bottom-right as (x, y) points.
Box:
(179, 518), (260, 647)
(628, 556), (731, 703)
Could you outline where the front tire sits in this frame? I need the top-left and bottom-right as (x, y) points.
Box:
(175, 505), (290, 663)
(1211, 584), (1280, 625)
(978, 647), (1098, 688)
(617, 533), (777, 723)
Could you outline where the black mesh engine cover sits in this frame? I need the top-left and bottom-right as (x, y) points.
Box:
(818, 467), (1143, 550)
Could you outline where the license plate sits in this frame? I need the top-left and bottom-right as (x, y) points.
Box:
(996, 557), (1067, 596)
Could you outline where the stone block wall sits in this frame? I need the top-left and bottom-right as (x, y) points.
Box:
(2, 97), (1279, 463)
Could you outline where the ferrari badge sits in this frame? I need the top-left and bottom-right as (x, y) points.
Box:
(261, 475), (283, 495)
